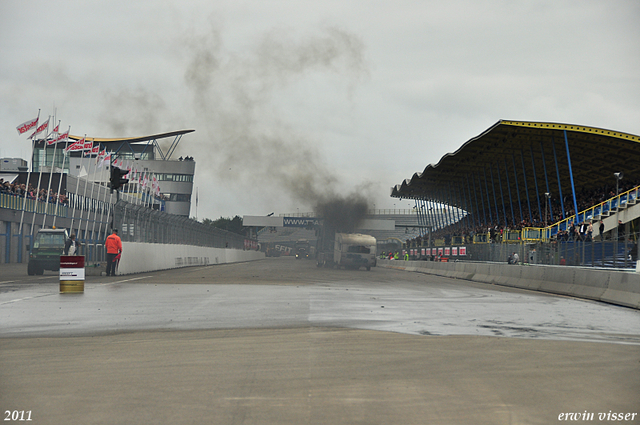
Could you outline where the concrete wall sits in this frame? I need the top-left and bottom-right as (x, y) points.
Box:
(378, 259), (640, 310)
(117, 242), (264, 274)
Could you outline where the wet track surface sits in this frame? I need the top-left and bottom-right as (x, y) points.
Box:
(1, 258), (638, 344)
(2, 258), (640, 425)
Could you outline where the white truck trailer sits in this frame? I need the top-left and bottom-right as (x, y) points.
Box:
(317, 231), (377, 270)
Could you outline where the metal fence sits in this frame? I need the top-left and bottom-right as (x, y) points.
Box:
(112, 200), (247, 249)
(406, 236), (638, 269)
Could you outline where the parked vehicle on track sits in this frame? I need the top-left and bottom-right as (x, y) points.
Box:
(27, 228), (69, 275)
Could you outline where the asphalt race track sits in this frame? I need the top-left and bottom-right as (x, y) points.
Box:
(1, 258), (639, 425)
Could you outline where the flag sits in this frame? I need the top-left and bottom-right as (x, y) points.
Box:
(95, 149), (106, 165)
(16, 116), (38, 135)
(28, 118), (50, 140)
(49, 128), (70, 145)
(83, 143), (97, 156)
(99, 152), (112, 168)
(45, 123), (60, 141)
(64, 138), (85, 153)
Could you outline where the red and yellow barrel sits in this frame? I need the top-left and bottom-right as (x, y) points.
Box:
(60, 256), (85, 293)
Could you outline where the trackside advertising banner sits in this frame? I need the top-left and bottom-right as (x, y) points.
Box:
(282, 217), (321, 227)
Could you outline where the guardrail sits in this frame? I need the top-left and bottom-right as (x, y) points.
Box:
(0, 192), (68, 217)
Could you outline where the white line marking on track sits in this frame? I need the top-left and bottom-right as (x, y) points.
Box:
(100, 276), (154, 286)
(0, 294), (55, 305)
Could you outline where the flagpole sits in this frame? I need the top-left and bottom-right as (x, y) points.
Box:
(76, 138), (95, 238)
(82, 141), (99, 246)
(42, 121), (63, 228)
(18, 109), (40, 237)
(52, 134), (69, 229)
(30, 113), (48, 238)
(68, 135), (86, 233)
(89, 144), (106, 257)
(97, 148), (113, 248)
(100, 188), (114, 242)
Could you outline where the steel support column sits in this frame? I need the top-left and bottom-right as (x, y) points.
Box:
(512, 154), (523, 223)
(466, 175), (479, 229)
(503, 158), (516, 226)
(496, 162), (508, 227)
(552, 135), (566, 219)
(529, 145), (543, 225)
(473, 172), (487, 226)
(520, 150), (533, 223)
(483, 168), (493, 224)
(564, 130), (579, 219)
(540, 141), (553, 222)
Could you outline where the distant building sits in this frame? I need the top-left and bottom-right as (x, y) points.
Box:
(33, 130), (196, 216)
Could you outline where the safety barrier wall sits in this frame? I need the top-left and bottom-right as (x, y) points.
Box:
(117, 242), (264, 275)
(378, 259), (640, 310)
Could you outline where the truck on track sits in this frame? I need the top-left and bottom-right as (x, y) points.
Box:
(295, 239), (311, 259)
(27, 228), (69, 275)
(316, 226), (377, 270)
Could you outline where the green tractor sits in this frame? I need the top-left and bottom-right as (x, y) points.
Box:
(27, 228), (69, 275)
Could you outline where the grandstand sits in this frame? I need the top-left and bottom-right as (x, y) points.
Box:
(391, 120), (640, 268)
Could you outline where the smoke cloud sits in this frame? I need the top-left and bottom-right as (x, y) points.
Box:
(181, 23), (372, 221)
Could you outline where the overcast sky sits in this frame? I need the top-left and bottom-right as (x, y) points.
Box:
(1, 0), (639, 219)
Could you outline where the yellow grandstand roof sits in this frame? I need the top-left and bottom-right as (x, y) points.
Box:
(391, 120), (640, 215)
(68, 129), (194, 143)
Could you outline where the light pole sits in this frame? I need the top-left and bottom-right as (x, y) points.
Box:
(614, 172), (623, 197)
(544, 192), (551, 227)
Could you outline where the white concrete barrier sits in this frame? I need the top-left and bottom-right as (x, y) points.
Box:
(116, 242), (264, 275)
(378, 259), (639, 310)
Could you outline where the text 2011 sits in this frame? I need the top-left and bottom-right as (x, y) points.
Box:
(4, 411), (32, 421)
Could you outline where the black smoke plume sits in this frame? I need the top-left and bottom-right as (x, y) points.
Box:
(314, 193), (368, 233)
(180, 23), (371, 217)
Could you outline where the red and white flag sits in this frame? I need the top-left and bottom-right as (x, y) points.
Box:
(28, 118), (50, 140)
(46, 123), (60, 140)
(16, 116), (39, 135)
(83, 143), (99, 156)
(49, 128), (70, 145)
(99, 152), (112, 168)
(95, 149), (106, 165)
(64, 138), (85, 153)
(82, 140), (93, 151)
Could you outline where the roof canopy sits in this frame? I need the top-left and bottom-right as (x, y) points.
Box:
(68, 129), (195, 160)
(68, 129), (194, 144)
(391, 120), (640, 223)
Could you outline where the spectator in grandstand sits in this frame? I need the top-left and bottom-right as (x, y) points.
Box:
(586, 221), (593, 242)
(569, 222), (576, 241)
(579, 222), (587, 241)
(599, 220), (605, 240)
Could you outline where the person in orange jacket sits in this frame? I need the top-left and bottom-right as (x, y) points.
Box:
(105, 229), (122, 276)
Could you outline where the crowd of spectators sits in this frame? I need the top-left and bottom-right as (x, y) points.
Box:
(0, 178), (68, 205)
(411, 180), (640, 246)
